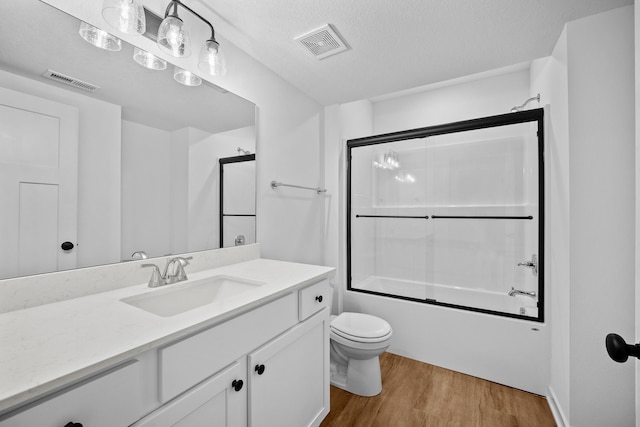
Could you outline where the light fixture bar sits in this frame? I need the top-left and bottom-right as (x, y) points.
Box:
(163, 0), (216, 43)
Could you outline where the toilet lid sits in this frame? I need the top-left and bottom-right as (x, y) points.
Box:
(330, 312), (392, 340)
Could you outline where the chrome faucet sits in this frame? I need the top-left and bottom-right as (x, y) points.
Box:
(141, 256), (192, 288)
(508, 287), (537, 298)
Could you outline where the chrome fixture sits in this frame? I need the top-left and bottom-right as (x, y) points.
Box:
(78, 22), (121, 51)
(517, 254), (538, 276)
(237, 147), (251, 155)
(157, 0), (226, 75)
(102, 0), (146, 35)
(131, 250), (148, 260)
(100, 0), (226, 80)
(508, 287), (537, 298)
(271, 180), (327, 194)
(141, 256), (192, 287)
(235, 235), (246, 246)
(510, 94), (540, 112)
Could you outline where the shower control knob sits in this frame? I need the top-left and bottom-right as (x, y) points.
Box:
(605, 333), (640, 363)
(232, 379), (243, 392)
(315, 295), (323, 303)
(255, 364), (265, 375)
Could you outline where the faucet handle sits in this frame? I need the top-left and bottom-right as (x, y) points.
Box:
(141, 263), (164, 288)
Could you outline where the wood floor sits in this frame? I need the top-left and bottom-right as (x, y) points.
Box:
(320, 352), (555, 427)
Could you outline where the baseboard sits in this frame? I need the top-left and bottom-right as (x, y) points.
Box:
(546, 386), (569, 427)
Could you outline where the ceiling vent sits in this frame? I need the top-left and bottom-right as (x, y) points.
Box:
(294, 24), (348, 60)
(42, 70), (99, 93)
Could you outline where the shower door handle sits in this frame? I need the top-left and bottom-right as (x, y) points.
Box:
(517, 254), (538, 276)
(606, 333), (640, 363)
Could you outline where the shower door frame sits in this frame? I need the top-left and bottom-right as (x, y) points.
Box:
(219, 153), (256, 248)
(346, 108), (545, 322)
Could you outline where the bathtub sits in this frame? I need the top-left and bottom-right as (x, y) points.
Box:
(353, 275), (538, 318)
(343, 275), (548, 395)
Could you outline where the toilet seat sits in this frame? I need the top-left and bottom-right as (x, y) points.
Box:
(330, 312), (392, 343)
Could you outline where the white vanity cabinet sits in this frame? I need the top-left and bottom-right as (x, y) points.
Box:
(138, 279), (331, 426)
(0, 278), (332, 427)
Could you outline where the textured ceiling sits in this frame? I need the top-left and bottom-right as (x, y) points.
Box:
(195, 0), (633, 105)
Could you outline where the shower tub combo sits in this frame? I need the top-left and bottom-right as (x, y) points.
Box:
(344, 109), (547, 394)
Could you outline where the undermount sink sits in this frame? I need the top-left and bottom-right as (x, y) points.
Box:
(121, 275), (265, 317)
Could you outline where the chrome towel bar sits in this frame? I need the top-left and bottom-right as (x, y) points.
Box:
(270, 180), (326, 194)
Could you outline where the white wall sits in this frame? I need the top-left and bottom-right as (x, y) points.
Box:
(372, 67), (530, 134)
(121, 120), (172, 259)
(566, 6), (635, 426)
(0, 69), (122, 269)
(530, 29), (572, 425)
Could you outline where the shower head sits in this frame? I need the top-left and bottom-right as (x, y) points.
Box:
(510, 93), (540, 112)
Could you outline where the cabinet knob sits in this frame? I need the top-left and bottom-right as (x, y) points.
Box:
(315, 295), (323, 303)
(61, 241), (75, 251)
(64, 423), (83, 427)
(232, 379), (244, 391)
(255, 364), (265, 375)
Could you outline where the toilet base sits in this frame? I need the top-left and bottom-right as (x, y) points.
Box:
(330, 355), (382, 397)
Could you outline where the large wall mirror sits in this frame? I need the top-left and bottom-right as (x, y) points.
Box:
(0, 0), (257, 280)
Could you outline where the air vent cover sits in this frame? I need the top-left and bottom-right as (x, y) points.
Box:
(42, 70), (99, 93)
(294, 24), (348, 60)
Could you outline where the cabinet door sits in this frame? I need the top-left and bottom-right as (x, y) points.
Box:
(133, 360), (247, 427)
(248, 309), (329, 427)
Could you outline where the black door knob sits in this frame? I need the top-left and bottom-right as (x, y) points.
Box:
(232, 379), (243, 391)
(255, 364), (265, 375)
(606, 333), (640, 363)
(315, 295), (323, 303)
(61, 241), (74, 251)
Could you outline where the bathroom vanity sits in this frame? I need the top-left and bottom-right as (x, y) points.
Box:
(0, 254), (334, 427)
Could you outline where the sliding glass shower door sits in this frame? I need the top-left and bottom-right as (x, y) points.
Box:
(347, 109), (544, 321)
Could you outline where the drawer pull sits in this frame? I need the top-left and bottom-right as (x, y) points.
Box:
(232, 379), (244, 391)
(315, 295), (323, 303)
(255, 364), (266, 375)
(64, 423), (83, 427)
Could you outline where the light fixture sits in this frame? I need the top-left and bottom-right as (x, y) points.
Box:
(102, 0), (146, 35)
(158, 1), (227, 75)
(133, 47), (167, 70)
(79, 22), (121, 51)
(173, 66), (202, 86)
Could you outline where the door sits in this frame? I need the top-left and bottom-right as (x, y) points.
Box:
(248, 310), (329, 427)
(0, 86), (78, 279)
(133, 360), (247, 426)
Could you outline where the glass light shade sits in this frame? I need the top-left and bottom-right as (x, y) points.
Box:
(157, 16), (191, 57)
(79, 22), (121, 51)
(133, 47), (167, 70)
(102, 0), (146, 35)
(173, 67), (201, 87)
(198, 40), (226, 76)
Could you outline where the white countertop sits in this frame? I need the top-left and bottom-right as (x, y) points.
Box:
(0, 258), (334, 414)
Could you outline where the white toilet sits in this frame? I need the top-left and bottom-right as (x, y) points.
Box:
(329, 312), (393, 396)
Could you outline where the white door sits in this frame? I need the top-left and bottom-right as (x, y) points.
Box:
(0, 86), (78, 279)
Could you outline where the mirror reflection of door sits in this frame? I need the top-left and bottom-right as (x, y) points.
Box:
(0, 87), (79, 279)
(219, 154), (256, 248)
